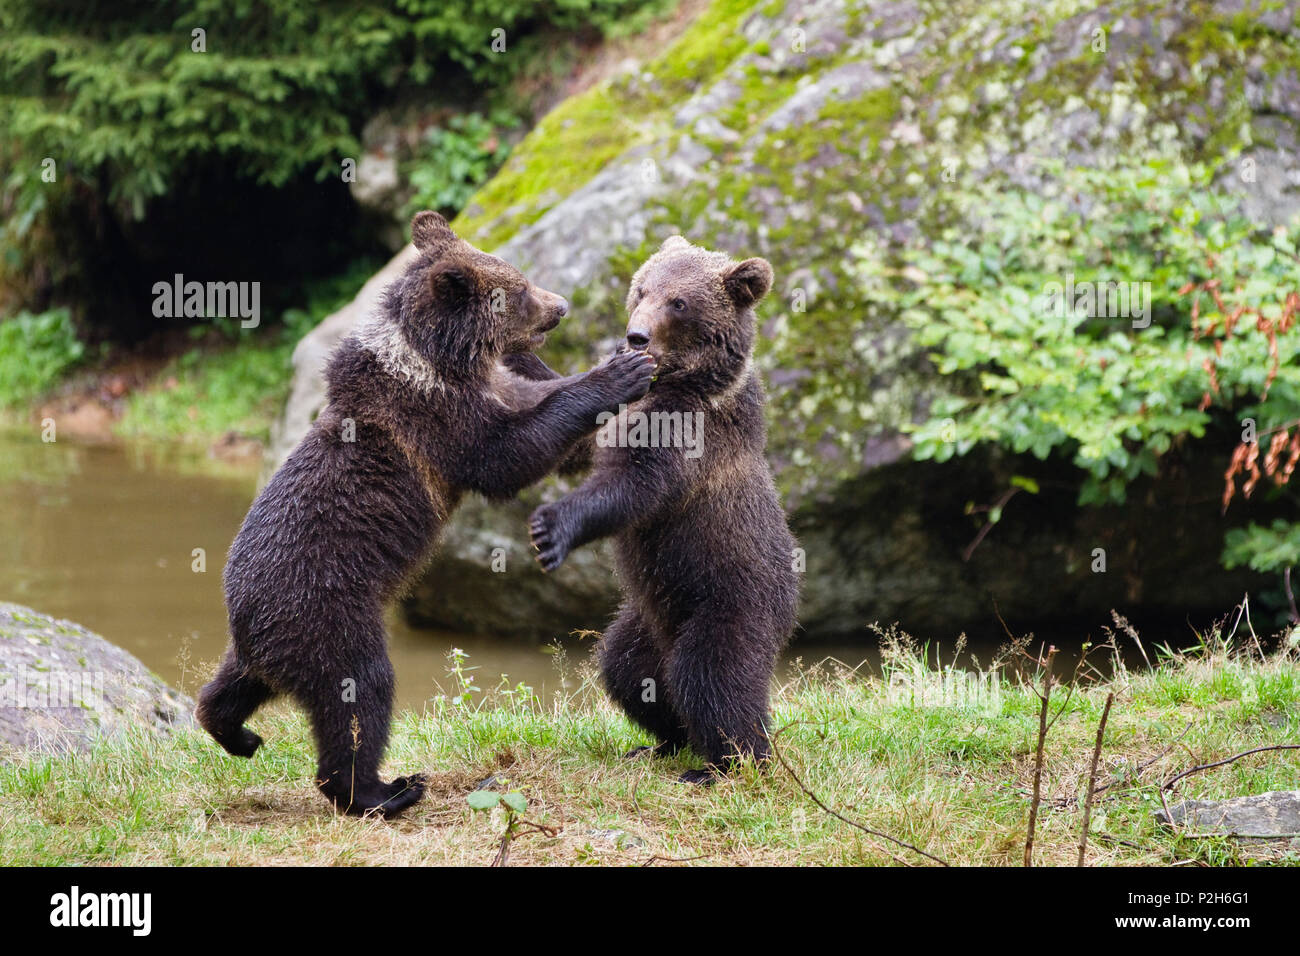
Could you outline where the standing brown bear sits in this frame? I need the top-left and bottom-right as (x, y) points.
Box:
(529, 236), (800, 783)
(198, 212), (656, 817)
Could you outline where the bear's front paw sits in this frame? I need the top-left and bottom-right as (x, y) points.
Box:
(599, 348), (657, 404)
(529, 503), (571, 572)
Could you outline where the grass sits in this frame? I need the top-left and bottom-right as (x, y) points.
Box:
(1, 623), (1298, 866)
(113, 260), (381, 445)
(0, 308), (87, 410)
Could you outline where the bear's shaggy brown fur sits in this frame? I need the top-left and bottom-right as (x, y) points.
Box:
(529, 236), (800, 783)
(198, 212), (655, 816)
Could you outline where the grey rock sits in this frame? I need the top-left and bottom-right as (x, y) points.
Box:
(0, 603), (192, 755)
(1156, 790), (1300, 858)
(268, 0), (1300, 641)
(352, 153), (401, 213)
(759, 62), (890, 135)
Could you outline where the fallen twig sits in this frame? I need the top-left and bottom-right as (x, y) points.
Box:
(640, 853), (712, 867)
(1162, 743), (1300, 793)
(770, 722), (949, 866)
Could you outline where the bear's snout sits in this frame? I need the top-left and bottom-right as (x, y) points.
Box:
(625, 329), (650, 349)
(527, 288), (569, 332)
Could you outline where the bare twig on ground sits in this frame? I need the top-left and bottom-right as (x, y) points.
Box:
(640, 853), (711, 867)
(770, 722), (949, 866)
(1077, 691), (1115, 866)
(1162, 744), (1300, 793)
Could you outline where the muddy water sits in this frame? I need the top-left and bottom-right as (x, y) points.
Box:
(0, 431), (881, 710)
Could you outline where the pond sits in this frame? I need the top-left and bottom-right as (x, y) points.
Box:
(0, 429), (892, 711)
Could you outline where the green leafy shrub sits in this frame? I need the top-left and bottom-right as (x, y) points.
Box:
(0, 308), (84, 408)
(1223, 520), (1300, 575)
(0, 0), (670, 216)
(395, 0), (677, 79)
(403, 111), (518, 219)
(858, 158), (1300, 579)
(0, 0), (675, 326)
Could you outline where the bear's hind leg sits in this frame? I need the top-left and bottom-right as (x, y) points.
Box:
(666, 611), (777, 784)
(303, 638), (425, 818)
(598, 606), (689, 758)
(197, 652), (275, 758)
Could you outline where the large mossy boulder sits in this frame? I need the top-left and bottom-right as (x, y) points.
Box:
(273, 0), (1300, 640)
(0, 603), (192, 754)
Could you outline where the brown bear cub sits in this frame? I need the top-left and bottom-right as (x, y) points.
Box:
(198, 211), (656, 817)
(529, 236), (800, 783)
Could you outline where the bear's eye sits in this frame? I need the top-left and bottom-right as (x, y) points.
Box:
(671, 298), (687, 312)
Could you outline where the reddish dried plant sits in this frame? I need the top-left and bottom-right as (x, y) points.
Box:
(1181, 266), (1300, 512)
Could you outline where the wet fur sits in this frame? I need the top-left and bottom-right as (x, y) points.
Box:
(197, 212), (654, 817)
(529, 237), (800, 783)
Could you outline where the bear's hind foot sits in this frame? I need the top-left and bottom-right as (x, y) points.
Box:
(677, 768), (718, 786)
(226, 727), (264, 758)
(322, 773), (427, 818)
(621, 741), (681, 761)
(205, 725), (263, 759)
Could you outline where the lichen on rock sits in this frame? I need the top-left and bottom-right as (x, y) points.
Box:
(274, 0), (1300, 640)
(0, 602), (192, 755)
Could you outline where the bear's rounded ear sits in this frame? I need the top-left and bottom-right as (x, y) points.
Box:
(427, 260), (472, 307)
(411, 210), (457, 256)
(660, 235), (691, 253)
(722, 257), (774, 307)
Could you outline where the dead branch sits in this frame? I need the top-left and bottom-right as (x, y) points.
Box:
(770, 722), (950, 866)
(1162, 743), (1300, 793)
(1024, 644), (1058, 867)
(491, 818), (559, 867)
(1077, 691), (1115, 866)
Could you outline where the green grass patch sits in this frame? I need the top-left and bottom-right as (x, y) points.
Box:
(0, 308), (86, 409)
(114, 262), (380, 445)
(3, 625), (1297, 866)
